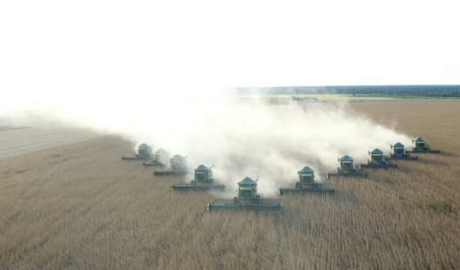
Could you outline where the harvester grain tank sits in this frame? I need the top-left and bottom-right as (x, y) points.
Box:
(122, 143), (153, 160)
(154, 155), (189, 176)
(279, 166), (335, 195)
(406, 137), (441, 153)
(387, 142), (418, 160)
(172, 165), (225, 191)
(208, 177), (282, 211)
(360, 149), (398, 169)
(327, 155), (368, 179)
(143, 149), (170, 166)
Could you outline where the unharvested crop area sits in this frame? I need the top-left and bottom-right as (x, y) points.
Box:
(1, 101), (460, 270)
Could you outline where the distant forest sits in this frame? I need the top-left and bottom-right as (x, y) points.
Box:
(235, 85), (460, 98)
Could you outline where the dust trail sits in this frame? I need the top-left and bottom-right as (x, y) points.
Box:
(1, 1), (426, 197)
(3, 91), (410, 197)
(164, 96), (411, 197)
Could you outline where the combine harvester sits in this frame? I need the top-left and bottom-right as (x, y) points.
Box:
(406, 137), (441, 154)
(154, 155), (189, 176)
(121, 143), (153, 161)
(143, 149), (169, 166)
(327, 155), (368, 179)
(279, 166), (335, 195)
(208, 177), (282, 211)
(172, 165), (225, 191)
(387, 142), (418, 160)
(360, 149), (398, 169)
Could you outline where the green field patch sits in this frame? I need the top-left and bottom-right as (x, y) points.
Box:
(428, 203), (453, 214)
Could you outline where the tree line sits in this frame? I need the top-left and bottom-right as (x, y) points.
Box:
(235, 85), (460, 98)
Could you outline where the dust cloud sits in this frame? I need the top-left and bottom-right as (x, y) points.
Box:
(1, 90), (411, 197)
(1, 1), (422, 197)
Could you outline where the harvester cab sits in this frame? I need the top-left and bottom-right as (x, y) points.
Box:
(192, 165), (214, 184)
(392, 143), (405, 156)
(279, 166), (335, 195)
(339, 155), (357, 173)
(170, 155), (188, 172)
(361, 149), (397, 169)
(406, 137), (441, 153)
(207, 177), (282, 211)
(299, 166), (315, 186)
(388, 143), (418, 160)
(154, 155), (189, 176)
(237, 177), (259, 203)
(413, 137), (426, 150)
(154, 149), (168, 162)
(172, 164), (225, 191)
(327, 155), (368, 178)
(138, 144), (152, 157)
(369, 149), (384, 163)
(122, 143), (153, 160)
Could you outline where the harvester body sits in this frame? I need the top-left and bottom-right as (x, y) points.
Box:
(143, 149), (170, 166)
(361, 149), (398, 169)
(406, 137), (441, 153)
(327, 155), (368, 178)
(279, 166), (335, 195)
(387, 143), (418, 160)
(208, 177), (282, 211)
(154, 155), (189, 176)
(172, 165), (225, 191)
(122, 143), (153, 160)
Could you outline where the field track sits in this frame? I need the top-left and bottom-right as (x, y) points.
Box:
(0, 101), (459, 270)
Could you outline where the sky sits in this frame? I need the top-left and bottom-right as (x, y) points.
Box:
(1, 0), (460, 105)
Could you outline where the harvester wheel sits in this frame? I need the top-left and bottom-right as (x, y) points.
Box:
(295, 182), (301, 189)
(191, 180), (196, 185)
(233, 197), (238, 204)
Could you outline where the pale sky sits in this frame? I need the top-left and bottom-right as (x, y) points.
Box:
(0, 1), (449, 189)
(1, 0), (459, 105)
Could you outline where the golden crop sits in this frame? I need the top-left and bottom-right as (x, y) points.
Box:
(0, 100), (459, 270)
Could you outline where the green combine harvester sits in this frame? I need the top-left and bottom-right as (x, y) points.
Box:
(360, 149), (398, 169)
(172, 165), (225, 191)
(387, 142), (418, 160)
(154, 155), (189, 176)
(121, 143), (153, 161)
(143, 149), (169, 166)
(327, 155), (368, 179)
(208, 177), (282, 211)
(406, 137), (441, 154)
(279, 166), (335, 195)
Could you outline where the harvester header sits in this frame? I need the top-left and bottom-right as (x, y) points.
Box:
(172, 164), (225, 191)
(208, 177), (282, 211)
(327, 155), (368, 178)
(361, 148), (398, 169)
(280, 166), (335, 195)
(143, 149), (170, 166)
(388, 142), (418, 160)
(154, 155), (189, 176)
(406, 137), (441, 153)
(122, 143), (154, 161)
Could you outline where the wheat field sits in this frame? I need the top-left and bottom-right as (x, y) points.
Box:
(0, 101), (459, 270)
